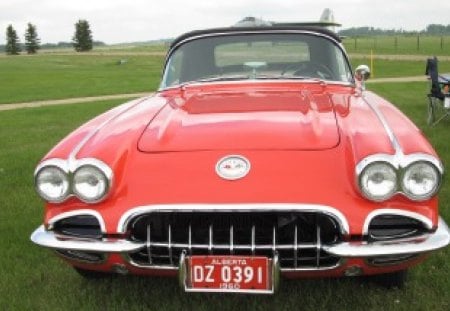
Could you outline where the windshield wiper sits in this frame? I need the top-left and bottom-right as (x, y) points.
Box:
(255, 75), (308, 80)
(255, 75), (329, 84)
(189, 75), (250, 84)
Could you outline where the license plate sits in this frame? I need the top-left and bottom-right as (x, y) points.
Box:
(185, 256), (271, 293)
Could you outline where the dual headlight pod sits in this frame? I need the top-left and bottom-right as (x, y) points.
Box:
(358, 155), (442, 202)
(35, 159), (113, 204)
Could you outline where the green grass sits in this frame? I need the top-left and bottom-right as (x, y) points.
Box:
(37, 44), (168, 54)
(1, 48), (450, 106)
(0, 84), (449, 310)
(351, 59), (450, 79)
(0, 54), (164, 104)
(343, 35), (450, 55)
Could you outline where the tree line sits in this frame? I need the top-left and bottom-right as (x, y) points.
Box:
(3, 20), (100, 55)
(339, 24), (450, 36)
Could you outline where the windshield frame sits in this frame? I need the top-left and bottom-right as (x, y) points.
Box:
(159, 30), (354, 90)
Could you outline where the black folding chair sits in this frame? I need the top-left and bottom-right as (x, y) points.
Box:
(425, 56), (450, 125)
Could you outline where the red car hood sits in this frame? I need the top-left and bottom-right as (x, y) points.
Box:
(138, 87), (340, 152)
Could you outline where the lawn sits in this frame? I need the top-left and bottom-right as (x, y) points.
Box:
(351, 58), (450, 79)
(2, 48), (450, 106)
(0, 54), (164, 104)
(0, 82), (449, 310)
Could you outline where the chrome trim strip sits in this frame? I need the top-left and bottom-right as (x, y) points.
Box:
(357, 95), (444, 201)
(47, 209), (107, 234)
(324, 217), (450, 257)
(67, 97), (148, 165)
(161, 79), (354, 91)
(281, 261), (342, 272)
(125, 259), (342, 273)
(116, 203), (350, 235)
(31, 225), (145, 252)
(362, 97), (403, 155)
(362, 208), (433, 235)
(122, 253), (178, 270)
(68, 129), (102, 169)
(293, 225), (298, 269)
(168, 30), (344, 64)
(126, 242), (329, 250)
(34, 158), (70, 176)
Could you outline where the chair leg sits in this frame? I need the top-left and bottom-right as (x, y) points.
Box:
(427, 97), (436, 125)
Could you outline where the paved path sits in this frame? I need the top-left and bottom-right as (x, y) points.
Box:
(368, 75), (427, 83)
(0, 92), (152, 112)
(349, 54), (450, 61)
(0, 75), (430, 112)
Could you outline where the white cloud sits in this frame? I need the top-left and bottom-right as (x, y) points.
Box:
(0, 0), (449, 44)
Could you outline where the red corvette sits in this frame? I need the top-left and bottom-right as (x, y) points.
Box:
(31, 25), (449, 294)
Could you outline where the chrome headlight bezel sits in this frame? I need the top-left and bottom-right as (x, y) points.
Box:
(401, 161), (441, 201)
(34, 158), (113, 204)
(35, 163), (71, 203)
(356, 153), (443, 202)
(72, 160), (113, 204)
(358, 161), (398, 202)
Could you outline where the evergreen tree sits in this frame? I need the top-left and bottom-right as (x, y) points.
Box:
(72, 20), (93, 52)
(5, 25), (21, 55)
(24, 23), (40, 54)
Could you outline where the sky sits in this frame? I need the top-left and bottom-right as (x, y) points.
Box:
(1, 0), (450, 44)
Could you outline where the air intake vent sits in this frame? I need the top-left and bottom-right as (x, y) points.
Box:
(368, 214), (428, 241)
(53, 215), (102, 239)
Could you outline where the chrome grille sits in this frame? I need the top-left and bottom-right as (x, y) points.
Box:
(126, 211), (342, 271)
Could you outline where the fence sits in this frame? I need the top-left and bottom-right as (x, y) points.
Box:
(342, 35), (450, 55)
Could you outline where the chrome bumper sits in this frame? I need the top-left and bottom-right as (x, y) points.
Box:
(324, 217), (450, 257)
(31, 225), (145, 253)
(30, 217), (450, 258)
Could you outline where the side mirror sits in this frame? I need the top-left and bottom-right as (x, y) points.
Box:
(354, 65), (371, 91)
(355, 65), (371, 81)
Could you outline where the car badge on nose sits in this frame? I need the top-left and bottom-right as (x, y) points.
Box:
(216, 155), (251, 180)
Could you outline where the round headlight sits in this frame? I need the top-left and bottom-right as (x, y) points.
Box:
(73, 165), (109, 203)
(35, 166), (70, 203)
(402, 162), (440, 200)
(360, 162), (397, 201)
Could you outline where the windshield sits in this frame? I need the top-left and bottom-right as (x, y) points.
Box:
(160, 33), (353, 89)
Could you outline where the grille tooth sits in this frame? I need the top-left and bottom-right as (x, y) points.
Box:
(127, 212), (342, 270)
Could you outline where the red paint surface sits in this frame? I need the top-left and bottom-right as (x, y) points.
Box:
(40, 81), (442, 276)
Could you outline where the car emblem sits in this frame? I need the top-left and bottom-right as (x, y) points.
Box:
(216, 155), (251, 180)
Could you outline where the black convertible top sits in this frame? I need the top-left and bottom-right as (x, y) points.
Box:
(169, 25), (341, 50)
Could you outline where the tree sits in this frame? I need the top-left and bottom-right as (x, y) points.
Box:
(5, 25), (21, 55)
(24, 23), (40, 54)
(72, 20), (93, 52)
